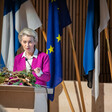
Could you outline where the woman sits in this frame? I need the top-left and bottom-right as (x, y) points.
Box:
(13, 28), (51, 86)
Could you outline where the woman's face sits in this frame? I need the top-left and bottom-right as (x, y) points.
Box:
(21, 35), (36, 54)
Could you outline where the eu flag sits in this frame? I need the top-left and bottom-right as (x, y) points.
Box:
(47, 0), (71, 101)
(46, 0), (62, 101)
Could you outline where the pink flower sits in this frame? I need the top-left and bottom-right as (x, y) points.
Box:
(9, 76), (19, 85)
(19, 83), (23, 85)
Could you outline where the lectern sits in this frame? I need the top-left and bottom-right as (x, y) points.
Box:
(0, 85), (53, 112)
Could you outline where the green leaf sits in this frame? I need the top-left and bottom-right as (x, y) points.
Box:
(12, 81), (22, 85)
(0, 77), (5, 83)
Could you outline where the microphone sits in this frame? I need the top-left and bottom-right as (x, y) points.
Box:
(25, 58), (33, 72)
(25, 58), (28, 61)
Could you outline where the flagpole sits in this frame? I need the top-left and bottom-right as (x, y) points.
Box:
(41, 28), (75, 112)
(61, 81), (75, 112)
(40, 26), (47, 42)
(104, 27), (112, 80)
(67, 25), (86, 112)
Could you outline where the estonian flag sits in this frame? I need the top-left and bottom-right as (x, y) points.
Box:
(83, 0), (110, 100)
(0, 0), (42, 71)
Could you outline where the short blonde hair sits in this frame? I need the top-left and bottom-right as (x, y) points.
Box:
(18, 28), (38, 43)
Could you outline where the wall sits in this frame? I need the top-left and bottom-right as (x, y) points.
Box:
(50, 81), (112, 112)
(0, 0), (112, 82)
(31, 0), (112, 82)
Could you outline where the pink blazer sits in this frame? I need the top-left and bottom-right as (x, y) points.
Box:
(13, 51), (51, 86)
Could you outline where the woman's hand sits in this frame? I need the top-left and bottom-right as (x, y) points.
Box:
(34, 67), (43, 77)
(34, 67), (40, 74)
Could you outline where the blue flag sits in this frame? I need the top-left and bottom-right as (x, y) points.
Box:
(83, 0), (94, 88)
(0, 0), (42, 71)
(57, 0), (72, 29)
(83, 0), (94, 75)
(47, 0), (71, 101)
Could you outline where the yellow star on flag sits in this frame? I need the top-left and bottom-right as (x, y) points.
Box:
(56, 34), (61, 42)
(51, 0), (56, 3)
(48, 45), (54, 53)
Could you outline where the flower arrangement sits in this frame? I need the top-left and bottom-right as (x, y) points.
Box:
(0, 67), (41, 88)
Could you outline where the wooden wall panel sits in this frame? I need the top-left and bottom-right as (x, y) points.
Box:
(0, 0), (112, 83)
(33, 0), (112, 83)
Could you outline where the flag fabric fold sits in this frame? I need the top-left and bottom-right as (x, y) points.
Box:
(92, 0), (110, 100)
(83, 0), (94, 88)
(0, 0), (42, 71)
(47, 0), (62, 101)
(47, 0), (71, 101)
(83, 0), (110, 100)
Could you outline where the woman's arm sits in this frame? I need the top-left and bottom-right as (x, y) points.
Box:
(35, 54), (51, 82)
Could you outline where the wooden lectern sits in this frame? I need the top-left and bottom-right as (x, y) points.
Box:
(0, 85), (53, 112)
